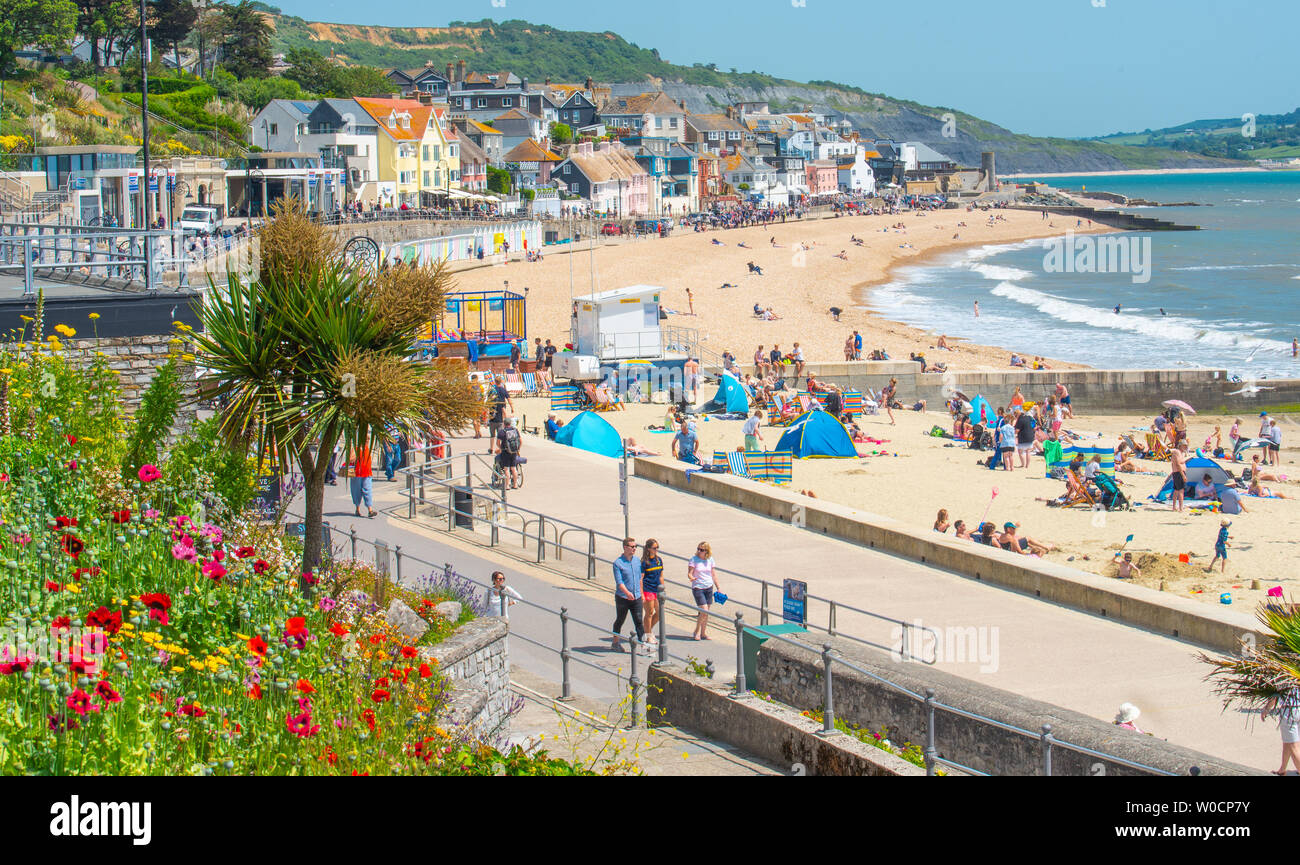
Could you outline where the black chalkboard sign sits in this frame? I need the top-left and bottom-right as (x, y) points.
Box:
(284, 521), (334, 563)
(253, 475), (281, 520)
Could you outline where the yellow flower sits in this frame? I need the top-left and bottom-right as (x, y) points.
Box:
(19, 315), (32, 322)
(170, 666), (183, 673)
(0, 368), (10, 376)
(88, 313), (100, 320)
(64, 583), (81, 594)
(181, 353), (196, 362)
(190, 660), (205, 671)
(54, 325), (76, 337)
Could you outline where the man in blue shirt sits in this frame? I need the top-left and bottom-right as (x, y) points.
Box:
(672, 421), (699, 465)
(611, 538), (646, 653)
(853, 330), (863, 360)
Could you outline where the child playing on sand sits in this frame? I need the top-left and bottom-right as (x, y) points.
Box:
(1116, 553), (1141, 580)
(1207, 519), (1231, 573)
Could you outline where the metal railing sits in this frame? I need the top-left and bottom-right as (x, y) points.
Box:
(396, 448), (939, 664)
(0, 222), (192, 292)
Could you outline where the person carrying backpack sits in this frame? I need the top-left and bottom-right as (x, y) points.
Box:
(494, 417), (522, 489)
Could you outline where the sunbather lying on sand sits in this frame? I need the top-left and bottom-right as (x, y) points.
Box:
(624, 438), (660, 457)
(1248, 477), (1288, 498)
(997, 522), (1055, 555)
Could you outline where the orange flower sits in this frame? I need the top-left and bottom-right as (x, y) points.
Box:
(247, 635), (268, 656)
(296, 678), (316, 693)
(329, 622), (349, 637)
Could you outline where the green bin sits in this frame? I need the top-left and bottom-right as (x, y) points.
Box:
(742, 623), (806, 690)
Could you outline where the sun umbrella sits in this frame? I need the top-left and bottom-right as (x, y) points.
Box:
(1162, 399), (1196, 414)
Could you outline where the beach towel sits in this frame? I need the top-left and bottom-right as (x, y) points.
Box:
(1043, 439), (1064, 472)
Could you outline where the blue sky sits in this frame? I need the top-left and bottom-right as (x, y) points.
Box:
(269, 0), (1298, 138)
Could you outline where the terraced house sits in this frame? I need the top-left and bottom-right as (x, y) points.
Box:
(552, 141), (650, 216)
(598, 92), (687, 142)
(355, 98), (432, 207)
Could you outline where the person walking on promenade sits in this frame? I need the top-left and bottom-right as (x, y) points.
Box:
(347, 440), (377, 518)
(688, 542), (722, 641)
(641, 539), (664, 647)
(1262, 686), (1300, 775)
(487, 571), (523, 618)
(611, 538), (646, 653)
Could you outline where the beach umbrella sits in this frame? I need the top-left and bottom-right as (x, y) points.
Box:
(1162, 399), (1196, 414)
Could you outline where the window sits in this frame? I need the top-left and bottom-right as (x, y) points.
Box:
(655, 117), (663, 129)
(423, 171), (431, 186)
(670, 117), (678, 129)
(269, 123), (278, 135)
(502, 98), (512, 107)
(476, 98), (487, 108)
(434, 170), (441, 187)
(422, 145), (430, 161)
(432, 145), (441, 162)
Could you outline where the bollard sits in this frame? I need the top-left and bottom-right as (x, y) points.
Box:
(536, 515), (546, 563)
(350, 528), (357, 560)
(447, 484), (455, 532)
(828, 601), (837, 637)
(587, 530), (596, 580)
(418, 459), (425, 505)
(490, 502), (499, 547)
(821, 644), (835, 734)
(499, 584), (507, 617)
(630, 636), (641, 728)
(406, 472), (415, 519)
(924, 688), (938, 776)
(1040, 724), (1054, 777)
(559, 607), (572, 701)
(760, 581), (769, 626)
(902, 624), (911, 663)
(733, 612), (746, 697)
(394, 545), (402, 585)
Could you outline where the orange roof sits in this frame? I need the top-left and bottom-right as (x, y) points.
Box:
(355, 97), (432, 142)
(463, 119), (501, 136)
(502, 138), (562, 163)
(861, 150), (881, 159)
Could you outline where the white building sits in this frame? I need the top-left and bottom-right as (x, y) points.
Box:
(249, 99), (382, 204)
(836, 148), (877, 194)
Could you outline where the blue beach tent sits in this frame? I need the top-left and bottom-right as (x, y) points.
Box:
(700, 372), (750, 414)
(1151, 456), (1233, 502)
(968, 395), (996, 426)
(554, 410), (624, 458)
(775, 410), (856, 458)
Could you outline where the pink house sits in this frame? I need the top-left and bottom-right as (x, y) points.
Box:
(806, 160), (839, 196)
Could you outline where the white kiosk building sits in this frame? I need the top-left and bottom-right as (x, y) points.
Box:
(572, 285), (665, 362)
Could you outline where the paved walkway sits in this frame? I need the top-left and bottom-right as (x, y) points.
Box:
(362, 431), (1278, 770)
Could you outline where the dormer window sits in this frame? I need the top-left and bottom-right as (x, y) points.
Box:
(386, 113), (397, 129)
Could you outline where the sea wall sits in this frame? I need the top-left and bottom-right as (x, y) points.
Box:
(727, 361), (1300, 415)
(425, 617), (512, 741)
(632, 457), (1268, 653)
(756, 631), (1257, 776)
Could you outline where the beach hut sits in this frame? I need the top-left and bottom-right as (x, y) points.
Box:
(1152, 456), (1233, 502)
(698, 372), (750, 414)
(775, 410), (856, 458)
(554, 410), (624, 458)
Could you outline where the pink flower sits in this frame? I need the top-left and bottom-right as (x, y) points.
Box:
(143, 509), (161, 519)
(171, 542), (198, 563)
(201, 524), (223, 544)
(138, 464), (161, 483)
(202, 560), (227, 582)
(66, 689), (100, 716)
(285, 711), (320, 738)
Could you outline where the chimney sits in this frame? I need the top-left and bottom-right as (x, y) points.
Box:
(544, 77), (550, 87)
(725, 105), (735, 120)
(424, 60), (433, 68)
(457, 59), (466, 82)
(679, 99), (686, 110)
(446, 62), (454, 82)
(585, 77), (594, 91)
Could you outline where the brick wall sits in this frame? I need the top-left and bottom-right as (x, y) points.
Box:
(423, 617), (511, 740)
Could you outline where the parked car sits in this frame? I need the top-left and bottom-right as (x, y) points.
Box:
(599, 223), (623, 236)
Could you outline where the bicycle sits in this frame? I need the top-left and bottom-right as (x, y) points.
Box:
(490, 454), (524, 492)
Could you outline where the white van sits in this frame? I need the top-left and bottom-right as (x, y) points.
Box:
(179, 205), (223, 235)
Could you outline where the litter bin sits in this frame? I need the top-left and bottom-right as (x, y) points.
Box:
(453, 487), (474, 529)
(742, 623), (806, 690)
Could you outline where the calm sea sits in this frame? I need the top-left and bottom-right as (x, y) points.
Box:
(865, 171), (1300, 379)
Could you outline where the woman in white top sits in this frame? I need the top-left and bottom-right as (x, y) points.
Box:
(687, 541), (723, 641)
(487, 571), (524, 619)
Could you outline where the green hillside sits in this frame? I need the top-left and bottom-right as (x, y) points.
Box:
(1093, 108), (1300, 160)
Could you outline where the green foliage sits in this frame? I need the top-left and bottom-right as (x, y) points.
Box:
(122, 357), (183, 482)
(486, 165), (512, 195)
(684, 656), (712, 678)
(801, 709), (940, 773)
(548, 121), (572, 145)
(282, 47), (394, 99)
(221, 0), (273, 79)
(163, 416), (259, 524)
(0, 0), (77, 75)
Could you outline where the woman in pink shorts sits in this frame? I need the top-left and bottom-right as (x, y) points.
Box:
(640, 539), (664, 645)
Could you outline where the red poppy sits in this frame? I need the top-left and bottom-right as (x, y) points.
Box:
(179, 703), (205, 718)
(421, 599), (434, 608)
(370, 689), (390, 703)
(71, 566), (101, 581)
(285, 712), (319, 738)
(201, 560), (227, 582)
(247, 683), (263, 700)
(325, 751), (339, 766)
(140, 592), (172, 626)
(0, 657), (31, 675)
(86, 607), (122, 635)
(285, 617), (308, 636)
(110, 510), (130, 524)
(66, 460), (79, 471)
(45, 581), (62, 592)
(65, 435), (77, 445)
(351, 770), (368, 776)
(94, 681), (122, 704)
(247, 636), (268, 656)
(375, 677), (390, 688)
(66, 689), (100, 716)
(368, 634), (384, 645)
(137, 464), (161, 483)
(60, 533), (84, 559)
(53, 516), (78, 530)
(212, 548), (225, 563)
(361, 708), (376, 730)
(48, 714), (78, 732)
(296, 678), (316, 693)
(51, 616), (71, 631)
(418, 663), (433, 678)
(302, 571), (319, 586)
(400, 645), (417, 659)
(329, 623), (349, 637)
(0, 473), (8, 482)
(253, 559), (270, 575)
(70, 658), (97, 676)
(235, 546), (255, 559)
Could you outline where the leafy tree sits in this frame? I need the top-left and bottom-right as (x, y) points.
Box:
(0, 0), (76, 75)
(548, 121), (572, 145)
(192, 200), (482, 576)
(281, 47), (391, 98)
(149, 0), (198, 72)
(486, 165), (512, 195)
(219, 0), (271, 79)
(73, 0), (133, 68)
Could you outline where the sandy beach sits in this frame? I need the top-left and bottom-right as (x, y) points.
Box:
(450, 207), (1108, 369)
(514, 395), (1299, 607)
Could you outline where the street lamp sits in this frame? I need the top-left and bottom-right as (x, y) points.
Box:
(248, 167), (264, 219)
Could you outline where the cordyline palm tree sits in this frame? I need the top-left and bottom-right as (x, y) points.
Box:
(1200, 597), (1300, 710)
(193, 199), (482, 577)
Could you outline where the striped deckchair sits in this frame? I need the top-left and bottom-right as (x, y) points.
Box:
(521, 372), (537, 394)
(550, 385), (581, 411)
(503, 372), (524, 395)
(726, 451), (750, 477)
(842, 390), (865, 417)
(533, 369), (552, 396)
(766, 393), (800, 427)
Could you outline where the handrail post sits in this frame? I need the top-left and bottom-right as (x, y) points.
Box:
(394, 545), (402, 585)
(447, 483), (455, 532)
(406, 471), (415, 519)
(733, 612), (746, 697)
(559, 607), (572, 701)
(587, 530), (596, 580)
(629, 635), (641, 728)
(657, 593), (668, 664)
(828, 601), (837, 637)
(924, 688), (938, 776)
(350, 527), (357, 560)
(1040, 724), (1054, 777)
(536, 515), (545, 562)
(490, 501), (499, 546)
(820, 643), (835, 734)
(760, 581), (769, 626)
(902, 623), (911, 663)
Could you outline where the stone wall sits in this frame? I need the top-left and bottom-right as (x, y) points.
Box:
(423, 616), (512, 741)
(756, 632), (1258, 777)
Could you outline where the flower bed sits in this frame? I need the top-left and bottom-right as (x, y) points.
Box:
(0, 318), (590, 775)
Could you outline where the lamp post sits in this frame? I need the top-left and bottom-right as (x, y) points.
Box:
(138, 0), (153, 289)
(248, 167), (264, 220)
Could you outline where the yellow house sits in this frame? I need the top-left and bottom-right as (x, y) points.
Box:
(424, 107), (462, 202)
(355, 97), (427, 207)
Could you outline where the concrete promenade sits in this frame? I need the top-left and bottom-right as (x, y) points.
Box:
(388, 431), (1278, 770)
